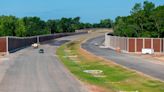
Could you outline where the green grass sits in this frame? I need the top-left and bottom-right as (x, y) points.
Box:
(56, 41), (164, 92)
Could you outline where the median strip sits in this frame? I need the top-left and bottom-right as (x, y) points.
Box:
(56, 39), (164, 92)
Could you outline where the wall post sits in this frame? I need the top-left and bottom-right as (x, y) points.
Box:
(151, 38), (153, 49)
(143, 38), (145, 49)
(127, 38), (129, 52)
(37, 36), (39, 44)
(109, 36), (111, 48)
(160, 38), (162, 53)
(135, 38), (137, 53)
(6, 36), (9, 55)
(163, 38), (164, 53)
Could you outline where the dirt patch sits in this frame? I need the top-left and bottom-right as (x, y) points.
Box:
(154, 57), (164, 62)
(85, 84), (112, 92)
(79, 47), (118, 67)
(129, 52), (164, 63)
(78, 47), (100, 61)
(0, 53), (6, 57)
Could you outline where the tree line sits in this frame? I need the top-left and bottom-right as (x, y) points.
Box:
(0, 16), (113, 37)
(114, 1), (164, 38)
(1, 1), (162, 38)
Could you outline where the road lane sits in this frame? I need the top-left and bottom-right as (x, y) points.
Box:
(82, 35), (164, 81)
(0, 35), (88, 92)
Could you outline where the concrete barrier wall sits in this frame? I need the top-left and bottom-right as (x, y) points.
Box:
(128, 38), (135, 52)
(0, 32), (87, 53)
(136, 39), (143, 52)
(8, 36), (37, 52)
(39, 34), (57, 42)
(145, 39), (151, 48)
(162, 39), (164, 52)
(76, 28), (112, 33)
(105, 34), (128, 52)
(153, 39), (161, 52)
(0, 37), (7, 52)
(39, 32), (86, 42)
(105, 34), (164, 53)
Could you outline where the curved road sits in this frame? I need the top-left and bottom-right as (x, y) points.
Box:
(0, 35), (88, 92)
(82, 35), (164, 81)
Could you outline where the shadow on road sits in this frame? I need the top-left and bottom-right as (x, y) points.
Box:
(48, 40), (70, 46)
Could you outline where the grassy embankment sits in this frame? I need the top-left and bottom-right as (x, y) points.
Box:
(56, 39), (164, 92)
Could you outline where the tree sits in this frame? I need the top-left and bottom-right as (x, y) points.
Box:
(15, 19), (26, 37)
(0, 15), (17, 36)
(143, 1), (155, 15)
(151, 6), (164, 37)
(114, 16), (137, 37)
(0, 15), (113, 37)
(71, 17), (81, 31)
(23, 16), (50, 36)
(131, 3), (142, 14)
(99, 19), (113, 28)
(47, 20), (57, 33)
(114, 1), (164, 38)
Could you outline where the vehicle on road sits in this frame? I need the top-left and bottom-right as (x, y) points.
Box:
(32, 43), (39, 48)
(94, 43), (99, 46)
(39, 49), (44, 53)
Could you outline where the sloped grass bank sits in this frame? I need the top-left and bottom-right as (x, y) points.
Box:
(56, 40), (164, 92)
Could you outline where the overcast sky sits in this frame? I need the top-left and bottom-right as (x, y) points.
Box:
(0, 0), (163, 23)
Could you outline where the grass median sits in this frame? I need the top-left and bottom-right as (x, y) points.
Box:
(56, 39), (164, 92)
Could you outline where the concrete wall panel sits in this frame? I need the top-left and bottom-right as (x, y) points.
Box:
(137, 39), (143, 52)
(153, 39), (161, 52)
(129, 38), (135, 52)
(145, 39), (151, 48)
(0, 37), (6, 52)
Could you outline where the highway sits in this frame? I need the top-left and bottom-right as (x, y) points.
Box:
(82, 35), (164, 81)
(0, 34), (88, 92)
(0, 32), (163, 92)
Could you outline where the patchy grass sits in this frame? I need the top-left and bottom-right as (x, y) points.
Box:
(56, 40), (164, 92)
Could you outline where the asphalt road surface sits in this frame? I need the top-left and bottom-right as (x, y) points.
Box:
(82, 35), (164, 81)
(0, 35), (88, 92)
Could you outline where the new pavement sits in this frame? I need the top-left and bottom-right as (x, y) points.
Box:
(82, 35), (164, 81)
(0, 35), (88, 92)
